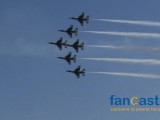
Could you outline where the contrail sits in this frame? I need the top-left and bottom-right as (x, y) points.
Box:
(92, 19), (160, 27)
(88, 72), (160, 79)
(87, 45), (160, 52)
(80, 58), (160, 65)
(81, 31), (160, 38)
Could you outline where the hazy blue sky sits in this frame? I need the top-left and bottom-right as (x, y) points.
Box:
(1, 0), (160, 120)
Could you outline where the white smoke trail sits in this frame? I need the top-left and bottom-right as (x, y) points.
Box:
(87, 45), (160, 52)
(81, 31), (160, 38)
(88, 72), (160, 79)
(80, 58), (160, 65)
(92, 19), (160, 27)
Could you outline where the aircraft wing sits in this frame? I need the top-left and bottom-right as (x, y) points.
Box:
(75, 73), (80, 78)
(65, 52), (72, 58)
(73, 47), (78, 52)
(74, 40), (79, 46)
(57, 44), (62, 50)
(78, 19), (84, 26)
(79, 13), (84, 19)
(75, 66), (81, 73)
(68, 32), (72, 38)
(67, 25), (73, 31)
(66, 59), (71, 65)
(73, 40), (79, 52)
(57, 39), (63, 44)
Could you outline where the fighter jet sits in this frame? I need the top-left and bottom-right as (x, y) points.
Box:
(66, 39), (84, 52)
(70, 12), (89, 26)
(66, 65), (85, 78)
(57, 52), (76, 65)
(48, 37), (67, 50)
(58, 25), (78, 38)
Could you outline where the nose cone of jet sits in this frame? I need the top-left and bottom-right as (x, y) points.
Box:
(48, 42), (53, 44)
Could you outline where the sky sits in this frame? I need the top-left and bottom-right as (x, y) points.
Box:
(1, 0), (160, 119)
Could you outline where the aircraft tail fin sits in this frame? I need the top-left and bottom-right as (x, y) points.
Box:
(73, 55), (76, 63)
(82, 68), (85, 76)
(69, 17), (74, 19)
(74, 28), (78, 36)
(66, 70), (72, 72)
(86, 16), (89, 24)
(48, 42), (53, 44)
(80, 42), (84, 50)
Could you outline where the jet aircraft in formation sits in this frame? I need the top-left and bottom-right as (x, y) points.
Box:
(70, 12), (89, 26)
(66, 39), (84, 52)
(66, 66), (85, 78)
(50, 12), (89, 78)
(58, 25), (78, 38)
(57, 52), (76, 65)
(48, 37), (67, 50)
(49, 38), (84, 52)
